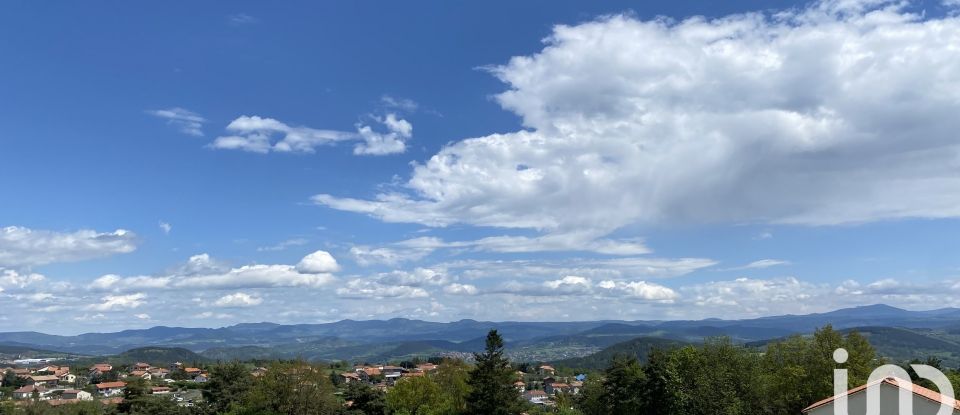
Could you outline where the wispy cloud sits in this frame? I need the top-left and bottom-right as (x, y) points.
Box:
(0, 226), (137, 268)
(723, 259), (792, 271)
(212, 113), (412, 156)
(380, 95), (418, 112)
(257, 238), (308, 252)
(227, 13), (258, 25)
(147, 107), (206, 136)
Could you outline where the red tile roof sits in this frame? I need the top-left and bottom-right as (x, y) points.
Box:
(95, 381), (126, 389)
(803, 377), (960, 412)
(14, 384), (44, 393)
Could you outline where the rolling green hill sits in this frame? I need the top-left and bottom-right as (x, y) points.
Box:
(0, 344), (78, 359)
(748, 326), (960, 367)
(845, 326), (960, 366)
(115, 347), (207, 364)
(552, 336), (689, 370)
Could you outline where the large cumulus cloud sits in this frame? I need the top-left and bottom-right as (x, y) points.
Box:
(315, 0), (960, 242)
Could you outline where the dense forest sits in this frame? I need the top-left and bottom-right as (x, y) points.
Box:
(1, 326), (955, 415)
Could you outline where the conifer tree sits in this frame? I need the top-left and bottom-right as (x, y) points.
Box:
(465, 329), (523, 415)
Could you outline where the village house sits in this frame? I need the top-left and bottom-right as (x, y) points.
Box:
(804, 377), (960, 415)
(149, 368), (170, 379)
(60, 390), (93, 401)
(514, 380), (526, 393)
(538, 365), (556, 376)
(37, 366), (70, 377)
(133, 362), (151, 370)
(569, 380), (583, 395)
(5, 368), (31, 377)
(28, 375), (59, 388)
(95, 381), (126, 397)
(150, 386), (172, 394)
(89, 364), (112, 375)
(340, 372), (361, 384)
(129, 370), (152, 380)
(545, 382), (569, 395)
(415, 363), (438, 372)
(13, 384), (46, 400)
(355, 366), (381, 382)
(59, 372), (77, 384)
(525, 389), (549, 405)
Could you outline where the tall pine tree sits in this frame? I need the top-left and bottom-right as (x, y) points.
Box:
(465, 329), (523, 415)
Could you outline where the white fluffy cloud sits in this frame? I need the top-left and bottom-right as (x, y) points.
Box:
(336, 279), (429, 299)
(88, 293), (147, 311)
(0, 226), (137, 268)
(180, 264), (336, 289)
(296, 250), (341, 274)
(177, 253), (230, 275)
(212, 113), (412, 155)
(212, 116), (355, 153)
(374, 268), (449, 287)
(486, 275), (678, 302)
(214, 292), (264, 307)
(443, 283), (479, 296)
(0, 269), (45, 291)
(89, 251), (338, 292)
(147, 108), (206, 136)
(354, 113), (413, 155)
(683, 277), (820, 313)
(349, 244), (432, 267)
(315, 1), (960, 247)
(91, 274), (172, 292)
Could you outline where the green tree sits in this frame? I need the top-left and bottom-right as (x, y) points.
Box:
(241, 361), (338, 415)
(343, 382), (386, 415)
(573, 376), (605, 415)
(642, 348), (684, 415)
(3, 370), (27, 389)
(598, 356), (646, 414)
(760, 326), (878, 415)
(203, 362), (254, 413)
(126, 395), (200, 415)
(465, 330), (523, 415)
(387, 376), (442, 414)
(432, 359), (471, 414)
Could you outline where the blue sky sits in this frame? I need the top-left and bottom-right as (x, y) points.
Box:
(2, 0), (959, 333)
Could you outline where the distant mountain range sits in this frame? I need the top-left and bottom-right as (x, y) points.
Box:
(4, 304), (960, 365)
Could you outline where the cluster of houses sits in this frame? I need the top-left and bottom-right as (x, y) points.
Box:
(521, 365), (584, 407)
(337, 361), (583, 407)
(0, 361), (207, 406)
(339, 362), (439, 389)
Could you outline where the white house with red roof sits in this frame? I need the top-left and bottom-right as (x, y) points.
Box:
(804, 377), (959, 415)
(95, 381), (126, 397)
